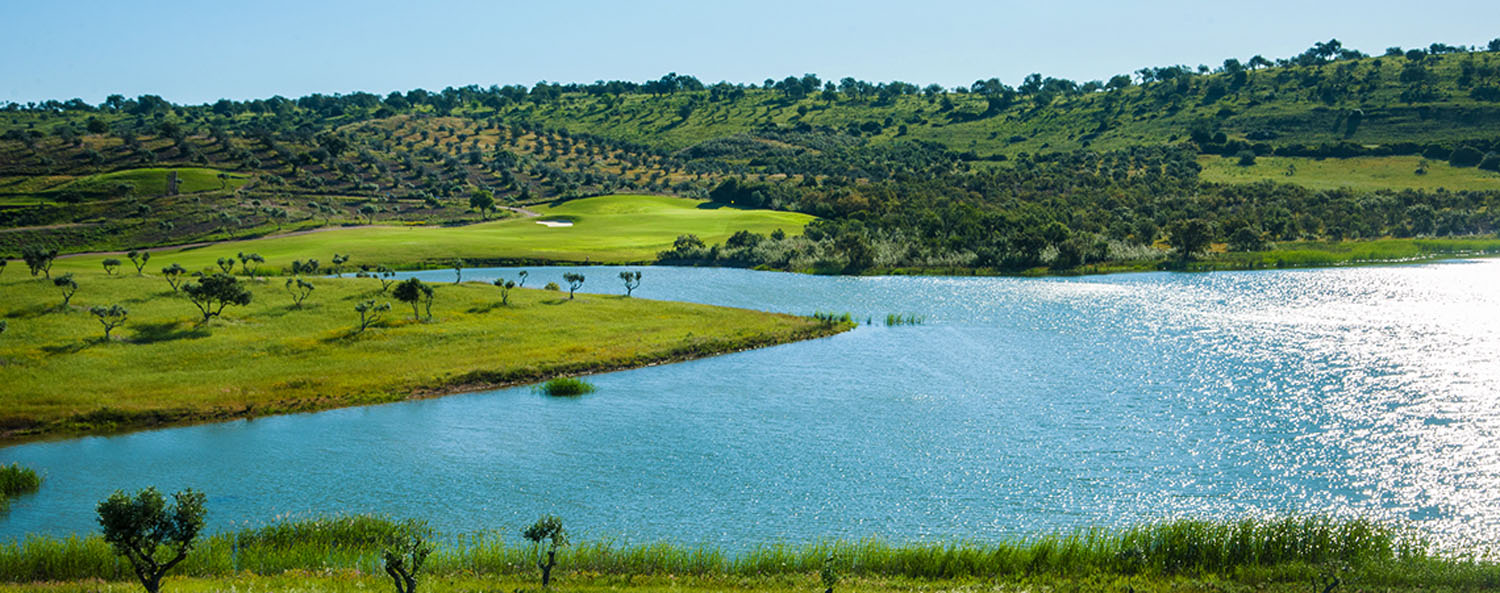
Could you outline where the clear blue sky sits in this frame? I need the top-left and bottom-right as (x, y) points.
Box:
(3, 0), (1497, 105)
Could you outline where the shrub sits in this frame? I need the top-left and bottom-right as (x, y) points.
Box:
(537, 377), (595, 396)
(1479, 152), (1500, 172)
(1449, 145), (1484, 167)
(1235, 149), (1256, 166)
(543, 282), (560, 291)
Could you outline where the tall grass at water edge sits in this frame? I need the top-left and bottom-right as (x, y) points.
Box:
(0, 465), (41, 513)
(3, 516), (1498, 587)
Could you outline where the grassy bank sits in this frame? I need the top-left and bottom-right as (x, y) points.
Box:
(1200, 155), (1500, 192)
(1, 516), (1496, 591)
(42, 194), (813, 274)
(0, 269), (847, 442)
(1187, 237), (1500, 271)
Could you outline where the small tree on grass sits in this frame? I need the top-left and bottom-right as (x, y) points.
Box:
(382, 531), (432, 593)
(523, 515), (568, 588)
(54, 274), (78, 308)
(331, 254), (350, 277)
(562, 272), (585, 299)
(184, 273), (252, 323)
(127, 250), (151, 275)
(96, 487), (206, 593)
(91, 305), (129, 340)
(0, 259), (7, 278)
(103, 258), (122, 275)
(516, 270), (528, 287)
(421, 284), (435, 319)
(619, 271), (641, 296)
(376, 266), (397, 292)
(469, 188), (495, 219)
(354, 300), (390, 334)
(494, 278), (516, 305)
(160, 264), (187, 292)
(1166, 219), (1213, 262)
(291, 259), (320, 277)
(237, 252), (264, 279)
(22, 245), (57, 278)
(285, 278), (315, 308)
(216, 257), (235, 274)
(394, 278), (429, 321)
(451, 259), (463, 284)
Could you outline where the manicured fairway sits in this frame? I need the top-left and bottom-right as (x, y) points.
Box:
(45, 194), (813, 274)
(0, 270), (843, 440)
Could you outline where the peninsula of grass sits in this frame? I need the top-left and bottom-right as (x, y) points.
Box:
(44, 194), (813, 275)
(2, 515), (1497, 592)
(538, 377), (596, 396)
(0, 270), (848, 442)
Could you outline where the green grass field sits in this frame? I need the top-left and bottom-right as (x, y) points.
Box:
(43, 194), (813, 274)
(1200, 155), (1500, 192)
(0, 268), (844, 441)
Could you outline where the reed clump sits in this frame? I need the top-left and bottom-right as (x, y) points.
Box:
(0, 464), (41, 512)
(537, 377), (596, 396)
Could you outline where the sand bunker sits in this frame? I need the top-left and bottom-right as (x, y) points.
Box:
(535, 219), (574, 227)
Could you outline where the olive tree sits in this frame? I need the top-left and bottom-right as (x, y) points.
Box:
(0, 259), (7, 278)
(96, 487), (206, 593)
(237, 252), (265, 278)
(562, 272), (585, 299)
(160, 264), (187, 291)
(469, 188), (495, 219)
(331, 254), (350, 277)
(1166, 219), (1214, 261)
(103, 258), (122, 275)
(381, 532), (432, 593)
(516, 270), (528, 287)
(183, 273), (252, 323)
(393, 278), (432, 320)
(22, 244), (57, 278)
(354, 300), (391, 334)
(291, 259), (320, 277)
(375, 266), (396, 292)
(523, 515), (568, 588)
(54, 274), (78, 307)
(91, 304), (129, 340)
(285, 278), (315, 308)
(127, 250), (151, 275)
(493, 278), (516, 305)
(216, 257), (235, 274)
(451, 259), (463, 284)
(619, 271), (641, 297)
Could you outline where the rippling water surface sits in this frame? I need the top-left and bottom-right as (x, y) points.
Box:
(4, 261), (1499, 548)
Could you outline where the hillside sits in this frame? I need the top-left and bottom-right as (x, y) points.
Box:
(2, 38), (1499, 274)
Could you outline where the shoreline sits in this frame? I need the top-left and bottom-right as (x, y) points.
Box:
(0, 320), (851, 448)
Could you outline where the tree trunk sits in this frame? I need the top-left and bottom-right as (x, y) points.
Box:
(542, 549), (555, 587)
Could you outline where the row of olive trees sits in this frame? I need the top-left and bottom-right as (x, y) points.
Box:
(96, 486), (570, 593)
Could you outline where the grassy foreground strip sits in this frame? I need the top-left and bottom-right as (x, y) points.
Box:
(1, 516), (1496, 590)
(46, 195), (813, 274)
(0, 271), (845, 442)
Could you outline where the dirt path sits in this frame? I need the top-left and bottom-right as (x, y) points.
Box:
(499, 205), (541, 217)
(0, 222), (99, 234)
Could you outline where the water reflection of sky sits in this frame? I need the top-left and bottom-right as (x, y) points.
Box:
(3, 260), (1499, 551)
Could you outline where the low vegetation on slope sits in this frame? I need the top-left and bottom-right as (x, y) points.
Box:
(0, 270), (845, 441)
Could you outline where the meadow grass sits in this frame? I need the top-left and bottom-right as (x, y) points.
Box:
(0, 269), (844, 441)
(1, 516), (1496, 590)
(43, 194), (814, 274)
(1199, 155), (1500, 192)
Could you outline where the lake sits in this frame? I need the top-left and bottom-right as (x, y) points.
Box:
(4, 261), (1499, 550)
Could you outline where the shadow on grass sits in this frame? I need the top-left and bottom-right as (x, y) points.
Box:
(4, 303), (60, 319)
(129, 320), (210, 344)
(465, 302), (513, 314)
